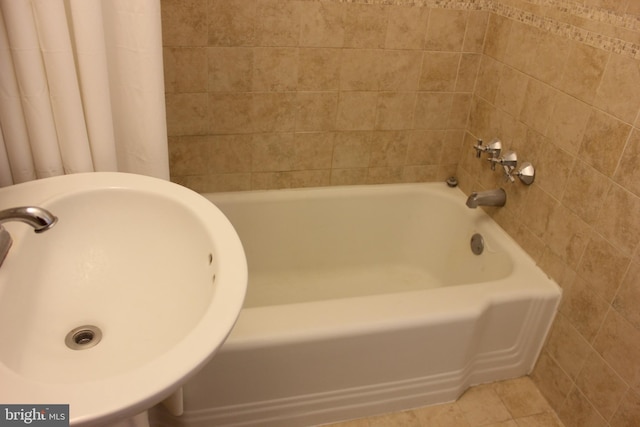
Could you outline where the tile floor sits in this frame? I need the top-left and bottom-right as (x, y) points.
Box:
(323, 376), (565, 427)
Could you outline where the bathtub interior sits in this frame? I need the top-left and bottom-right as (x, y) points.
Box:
(207, 184), (515, 307)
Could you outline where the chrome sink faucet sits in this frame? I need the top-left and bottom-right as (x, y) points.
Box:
(465, 188), (507, 209)
(0, 206), (58, 267)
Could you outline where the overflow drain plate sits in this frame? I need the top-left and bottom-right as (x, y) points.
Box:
(65, 325), (102, 350)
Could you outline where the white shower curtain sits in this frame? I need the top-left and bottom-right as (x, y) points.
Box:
(0, 0), (169, 187)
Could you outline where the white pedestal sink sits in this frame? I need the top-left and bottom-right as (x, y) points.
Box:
(0, 173), (247, 426)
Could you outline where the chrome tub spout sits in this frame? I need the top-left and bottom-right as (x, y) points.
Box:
(465, 188), (506, 209)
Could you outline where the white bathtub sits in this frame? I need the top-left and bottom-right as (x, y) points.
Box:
(152, 183), (561, 427)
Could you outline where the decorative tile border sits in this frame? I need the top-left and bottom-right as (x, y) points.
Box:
(526, 0), (640, 32)
(325, 0), (640, 60)
(489, 0), (640, 60)
(333, 0), (483, 8)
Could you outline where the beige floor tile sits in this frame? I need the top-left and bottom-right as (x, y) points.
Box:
(457, 383), (513, 425)
(319, 377), (566, 427)
(413, 402), (471, 427)
(514, 411), (565, 427)
(322, 418), (370, 427)
(480, 421), (518, 427)
(367, 410), (421, 427)
(494, 376), (553, 418)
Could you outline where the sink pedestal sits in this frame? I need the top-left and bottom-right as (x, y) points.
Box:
(105, 411), (149, 427)
(161, 387), (184, 416)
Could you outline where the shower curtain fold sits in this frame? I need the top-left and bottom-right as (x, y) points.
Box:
(0, 0), (169, 187)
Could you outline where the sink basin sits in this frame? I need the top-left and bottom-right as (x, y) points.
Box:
(0, 173), (247, 425)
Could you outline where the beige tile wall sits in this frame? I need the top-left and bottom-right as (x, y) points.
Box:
(162, 0), (488, 191)
(457, 1), (640, 426)
(162, 0), (640, 425)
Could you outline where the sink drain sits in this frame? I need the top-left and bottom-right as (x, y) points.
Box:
(65, 325), (102, 350)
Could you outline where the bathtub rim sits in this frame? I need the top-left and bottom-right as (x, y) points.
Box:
(200, 182), (561, 348)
